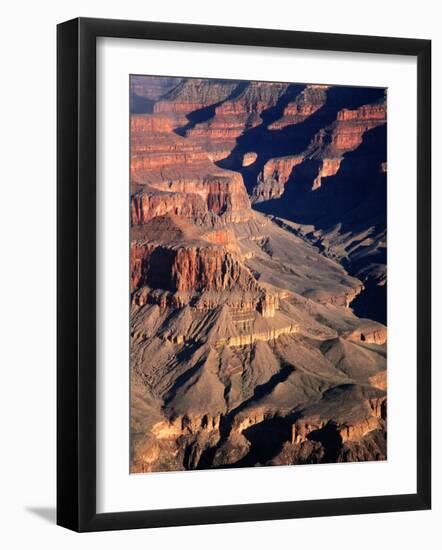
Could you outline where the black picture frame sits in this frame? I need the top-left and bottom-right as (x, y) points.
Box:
(57, 17), (431, 532)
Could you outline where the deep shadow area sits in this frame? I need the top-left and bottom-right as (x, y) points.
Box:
(255, 123), (387, 323)
(230, 416), (292, 467)
(307, 421), (343, 463)
(351, 281), (387, 325)
(197, 363), (294, 469)
(218, 362), (294, 442)
(255, 123), (386, 226)
(218, 86), (385, 195)
(140, 246), (176, 291)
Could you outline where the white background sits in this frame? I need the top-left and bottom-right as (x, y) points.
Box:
(0, 0), (440, 548)
(97, 38), (417, 513)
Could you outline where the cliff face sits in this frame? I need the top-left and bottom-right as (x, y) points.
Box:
(251, 95), (387, 322)
(284, 385), (387, 464)
(184, 81), (290, 161)
(252, 155), (304, 202)
(131, 242), (258, 294)
(313, 102), (386, 155)
(253, 98), (387, 200)
(131, 113), (251, 224)
(154, 78), (238, 115)
(129, 76), (387, 473)
(268, 85), (329, 129)
(131, 189), (207, 225)
(130, 175), (251, 225)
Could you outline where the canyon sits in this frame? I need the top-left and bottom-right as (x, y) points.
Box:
(129, 76), (387, 473)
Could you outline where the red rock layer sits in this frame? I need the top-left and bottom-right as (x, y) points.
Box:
(131, 115), (251, 223)
(268, 85), (329, 129)
(254, 98), (387, 200)
(242, 152), (258, 166)
(312, 158), (342, 190)
(130, 176), (251, 224)
(131, 241), (258, 294)
(307, 100), (386, 189)
(253, 155), (304, 202)
(310, 101), (386, 157)
(154, 79), (238, 116)
(130, 189), (207, 225)
(130, 113), (175, 134)
(185, 82), (289, 161)
(133, 79), (241, 144)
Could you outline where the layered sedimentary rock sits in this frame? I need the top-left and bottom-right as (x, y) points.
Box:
(155, 78), (239, 116)
(268, 84), (329, 129)
(252, 95), (387, 323)
(151, 78), (242, 157)
(305, 101), (386, 188)
(131, 188), (207, 225)
(129, 76), (387, 473)
(252, 155), (304, 202)
(130, 173), (251, 224)
(311, 101), (386, 157)
(131, 112), (251, 224)
(283, 384), (387, 463)
(254, 98), (386, 200)
(185, 81), (290, 161)
(130, 210), (387, 472)
(131, 241), (258, 294)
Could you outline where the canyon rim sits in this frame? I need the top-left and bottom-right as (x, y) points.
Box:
(129, 75), (387, 473)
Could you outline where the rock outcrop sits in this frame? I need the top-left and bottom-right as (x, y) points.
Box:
(131, 188), (207, 225)
(242, 152), (258, 166)
(253, 94), (387, 323)
(348, 320), (387, 345)
(185, 81), (290, 161)
(131, 241), (258, 294)
(254, 98), (386, 199)
(131, 114), (252, 223)
(268, 84), (329, 129)
(280, 385), (387, 464)
(154, 78), (238, 116)
(252, 155), (304, 202)
(310, 101), (386, 157)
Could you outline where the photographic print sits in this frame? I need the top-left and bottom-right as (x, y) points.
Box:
(130, 75), (387, 474)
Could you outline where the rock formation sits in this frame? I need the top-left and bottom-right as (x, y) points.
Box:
(129, 76), (387, 473)
(252, 155), (304, 202)
(268, 84), (329, 129)
(184, 81), (290, 161)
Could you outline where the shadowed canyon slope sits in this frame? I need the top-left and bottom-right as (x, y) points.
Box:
(130, 76), (387, 473)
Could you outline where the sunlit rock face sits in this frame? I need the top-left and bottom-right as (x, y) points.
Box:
(129, 76), (387, 473)
(252, 155), (304, 202)
(268, 84), (329, 129)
